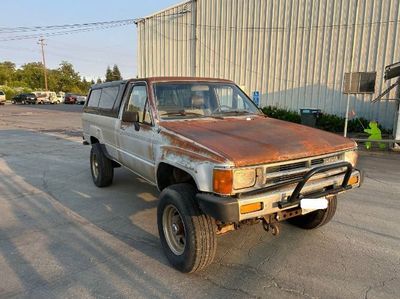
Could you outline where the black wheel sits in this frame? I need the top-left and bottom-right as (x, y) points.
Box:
(157, 184), (217, 273)
(90, 143), (113, 187)
(288, 196), (337, 229)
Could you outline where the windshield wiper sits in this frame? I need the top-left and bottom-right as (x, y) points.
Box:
(161, 110), (206, 117)
(161, 110), (224, 119)
(213, 110), (252, 115)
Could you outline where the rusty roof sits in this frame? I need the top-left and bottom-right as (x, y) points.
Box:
(139, 77), (234, 84)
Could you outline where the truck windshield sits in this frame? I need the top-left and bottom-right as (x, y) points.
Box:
(153, 82), (261, 119)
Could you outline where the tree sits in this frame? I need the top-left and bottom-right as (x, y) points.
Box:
(14, 62), (45, 90)
(105, 64), (122, 82)
(49, 61), (86, 93)
(0, 59), (96, 95)
(0, 61), (16, 85)
(105, 66), (113, 82)
(112, 64), (122, 80)
(96, 78), (102, 84)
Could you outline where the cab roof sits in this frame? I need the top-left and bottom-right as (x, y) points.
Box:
(91, 77), (234, 89)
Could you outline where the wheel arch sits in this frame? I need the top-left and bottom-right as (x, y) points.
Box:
(156, 162), (198, 192)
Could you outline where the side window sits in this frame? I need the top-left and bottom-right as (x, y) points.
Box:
(215, 86), (233, 106)
(87, 89), (101, 107)
(125, 85), (151, 124)
(99, 86), (119, 109)
(214, 86), (248, 109)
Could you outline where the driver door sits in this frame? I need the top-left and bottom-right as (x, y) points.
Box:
(117, 83), (156, 183)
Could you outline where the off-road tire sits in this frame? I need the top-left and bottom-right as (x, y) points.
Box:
(90, 143), (113, 187)
(288, 196), (337, 229)
(157, 183), (217, 273)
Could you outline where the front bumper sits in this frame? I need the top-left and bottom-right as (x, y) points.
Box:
(197, 162), (362, 222)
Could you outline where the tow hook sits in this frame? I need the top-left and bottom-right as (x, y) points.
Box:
(262, 215), (280, 236)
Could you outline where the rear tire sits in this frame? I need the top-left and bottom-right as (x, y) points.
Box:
(288, 196), (337, 229)
(157, 184), (217, 273)
(90, 143), (113, 187)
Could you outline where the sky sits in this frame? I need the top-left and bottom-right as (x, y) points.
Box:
(0, 0), (180, 80)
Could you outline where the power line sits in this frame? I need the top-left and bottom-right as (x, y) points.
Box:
(0, 19), (137, 34)
(0, 22), (136, 42)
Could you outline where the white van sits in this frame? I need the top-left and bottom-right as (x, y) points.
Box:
(56, 92), (65, 103)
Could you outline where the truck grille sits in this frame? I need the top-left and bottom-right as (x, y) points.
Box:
(265, 154), (344, 186)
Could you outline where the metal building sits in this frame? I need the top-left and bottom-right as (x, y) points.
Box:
(135, 0), (400, 130)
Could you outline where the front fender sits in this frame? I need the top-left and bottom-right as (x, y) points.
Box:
(155, 146), (224, 192)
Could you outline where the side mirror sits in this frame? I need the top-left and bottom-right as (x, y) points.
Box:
(122, 111), (139, 123)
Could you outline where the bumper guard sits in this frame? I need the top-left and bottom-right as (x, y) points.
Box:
(277, 161), (353, 209)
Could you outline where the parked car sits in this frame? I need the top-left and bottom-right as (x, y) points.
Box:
(64, 93), (78, 104)
(76, 95), (87, 105)
(0, 90), (5, 105)
(12, 93), (37, 104)
(82, 77), (362, 273)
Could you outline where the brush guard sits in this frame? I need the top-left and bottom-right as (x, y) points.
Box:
(277, 161), (353, 209)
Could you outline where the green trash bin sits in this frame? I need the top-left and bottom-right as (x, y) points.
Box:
(300, 108), (321, 127)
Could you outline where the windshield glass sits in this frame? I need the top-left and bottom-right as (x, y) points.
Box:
(153, 82), (261, 119)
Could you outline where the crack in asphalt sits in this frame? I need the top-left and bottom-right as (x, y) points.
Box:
(364, 277), (397, 299)
(209, 262), (318, 298)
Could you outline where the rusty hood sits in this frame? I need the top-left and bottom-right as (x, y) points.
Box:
(160, 116), (356, 167)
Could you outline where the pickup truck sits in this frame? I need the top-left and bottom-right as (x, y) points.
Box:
(82, 77), (362, 273)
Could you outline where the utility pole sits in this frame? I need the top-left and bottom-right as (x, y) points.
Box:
(38, 38), (48, 91)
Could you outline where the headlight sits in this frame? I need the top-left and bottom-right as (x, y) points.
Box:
(233, 169), (256, 189)
(344, 150), (358, 167)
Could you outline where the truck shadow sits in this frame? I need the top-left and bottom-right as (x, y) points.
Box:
(0, 129), (179, 298)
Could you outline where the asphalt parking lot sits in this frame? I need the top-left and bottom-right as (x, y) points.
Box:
(0, 104), (399, 299)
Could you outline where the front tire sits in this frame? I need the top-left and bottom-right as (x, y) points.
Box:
(90, 143), (113, 187)
(288, 196), (337, 229)
(157, 184), (217, 273)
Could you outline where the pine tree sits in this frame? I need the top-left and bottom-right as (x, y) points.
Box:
(105, 66), (113, 82)
(96, 78), (102, 84)
(112, 64), (122, 81)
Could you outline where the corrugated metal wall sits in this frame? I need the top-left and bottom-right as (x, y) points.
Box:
(136, 0), (400, 129)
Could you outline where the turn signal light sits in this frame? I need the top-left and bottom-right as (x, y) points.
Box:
(348, 175), (359, 185)
(213, 169), (233, 195)
(240, 202), (263, 214)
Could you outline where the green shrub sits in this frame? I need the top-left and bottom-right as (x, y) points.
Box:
(262, 106), (301, 123)
(0, 85), (32, 101)
(262, 105), (392, 135)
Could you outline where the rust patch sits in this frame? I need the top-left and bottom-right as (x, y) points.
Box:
(160, 129), (227, 163)
(160, 116), (356, 167)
